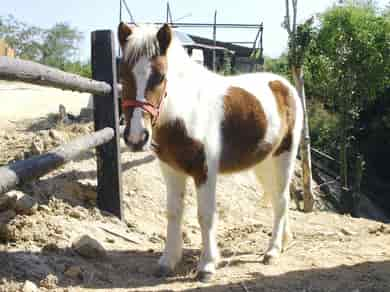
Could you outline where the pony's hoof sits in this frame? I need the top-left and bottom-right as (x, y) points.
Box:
(196, 271), (214, 283)
(154, 265), (173, 278)
(262, 254), (277, 265)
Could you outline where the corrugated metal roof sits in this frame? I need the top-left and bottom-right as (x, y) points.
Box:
(173, 30), (233, 53)
(173, 30), (195, 46)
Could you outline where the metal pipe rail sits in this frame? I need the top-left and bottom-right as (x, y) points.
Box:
(131, 22), (263, 29)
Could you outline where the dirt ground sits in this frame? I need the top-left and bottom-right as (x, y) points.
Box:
(0, 106), (390, 291)
(0, 81), (90, 129)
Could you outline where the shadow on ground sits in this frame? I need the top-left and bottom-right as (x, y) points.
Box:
(1, 247), (389, 291)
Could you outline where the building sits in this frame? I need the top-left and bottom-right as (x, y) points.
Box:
(174, 31), (263, 73)
(0, 40), (15, 57)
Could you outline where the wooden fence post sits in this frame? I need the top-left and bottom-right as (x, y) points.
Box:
(91, 30), (123, 219)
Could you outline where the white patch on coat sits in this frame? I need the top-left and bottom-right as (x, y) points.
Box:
(128, 57), (151, 145)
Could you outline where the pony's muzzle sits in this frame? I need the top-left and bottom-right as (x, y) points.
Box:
(123, 126), (150, 152)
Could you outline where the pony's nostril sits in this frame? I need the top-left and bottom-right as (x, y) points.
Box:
(142, 130), (149, 145)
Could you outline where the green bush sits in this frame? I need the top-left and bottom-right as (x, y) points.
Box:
(308, 100), (340, 156)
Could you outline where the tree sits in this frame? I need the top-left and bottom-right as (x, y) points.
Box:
(264, 53), (291, 79)
(284, 0), (315, 212)
(0, 15), (82, 69)
(40, 23), (82, 68)
(303, 2), (390, 214)
(0, 15), (43, 60)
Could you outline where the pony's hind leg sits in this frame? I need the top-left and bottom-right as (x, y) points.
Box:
(254, 151), (295, 264)
(157, 162), (187, 276)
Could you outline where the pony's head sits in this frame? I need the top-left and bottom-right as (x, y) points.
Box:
(118, 22), (172, 151)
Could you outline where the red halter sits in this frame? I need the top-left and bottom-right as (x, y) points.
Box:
(121, 92), (167, 127)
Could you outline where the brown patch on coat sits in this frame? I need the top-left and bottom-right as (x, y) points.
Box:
(268, 80), (296, 156)
(153, 119), (208, 186)
(220, 87), (273, 173)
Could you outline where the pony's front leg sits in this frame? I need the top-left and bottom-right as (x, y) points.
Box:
(196, 167), (219, 282)
(157, 162), (187, 276)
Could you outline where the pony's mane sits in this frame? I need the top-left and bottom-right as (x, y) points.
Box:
(122, 24), (161, 65)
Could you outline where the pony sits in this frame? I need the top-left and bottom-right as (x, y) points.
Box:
(118, 22), (303, 282)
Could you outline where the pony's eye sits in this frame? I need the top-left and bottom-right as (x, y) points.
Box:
(156, 72), (165, 83)
(150, 72), (165, 86)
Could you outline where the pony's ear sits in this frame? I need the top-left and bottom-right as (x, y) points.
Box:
(157, 23), (172, 55)
(118, 22), (132, 46)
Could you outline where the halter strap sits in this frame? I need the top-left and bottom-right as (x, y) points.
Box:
(121, 92), (167, 126)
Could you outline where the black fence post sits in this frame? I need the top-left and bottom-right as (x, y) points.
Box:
(91, 30), (123, 219)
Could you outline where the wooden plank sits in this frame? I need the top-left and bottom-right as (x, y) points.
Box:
(0, 56), (111, 95)
(0, 127), (115, 195)
(91, 30), (123, 219)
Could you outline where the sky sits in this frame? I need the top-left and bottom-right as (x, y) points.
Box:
(1, 0), (388, 60)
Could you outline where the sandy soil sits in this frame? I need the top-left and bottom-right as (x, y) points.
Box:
(0, 116), (389, 291)
(0, 81), (90, 122)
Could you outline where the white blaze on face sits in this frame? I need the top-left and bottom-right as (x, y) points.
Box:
(128, 57), (151, 145)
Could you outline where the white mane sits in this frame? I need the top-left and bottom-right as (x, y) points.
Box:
(122, 23), (190, 68)
(123, 24), (160, 65)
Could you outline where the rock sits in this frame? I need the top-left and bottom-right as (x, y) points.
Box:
(67, 206), (86, 219)
(49, 129), (65, 142)
(7, 191), (38, 215)
(369, 224), (390, 235)
(30, 140), (44, 155)
(58, 104), (67, 122)
(39, 274), (58, 289)
(340, 227), (356, 236)
(183, 231), (191, 244)
(42, 243), (60, 253)
(0, 193), (16, 212)
(22, 280), (38, 292)
(0, 210), (16, 224)
(148, 234), (162, 243)
(64, 181), (97, 202)
(0, 210), (17, 242)
(14, 151), (25, 161)
(64, 266), (83, 279)
(37, 130), (50, 139)
(33, 231), (47, 244)
(72, 235), (107, 259)
(105, 237), (115, 244)
(69, 209), (82, 219)
(38, 204), (51, 213)
(79, 107), (93, 121)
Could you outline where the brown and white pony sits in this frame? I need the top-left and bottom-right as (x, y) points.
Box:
(118, 22), (303, 282)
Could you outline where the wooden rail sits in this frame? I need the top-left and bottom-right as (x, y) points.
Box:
(0, 56), (111, 95)
(0, 127), (114, 194)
